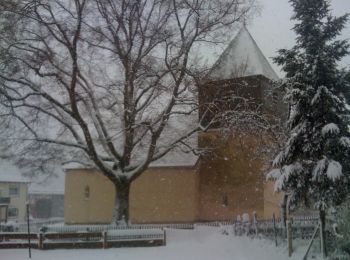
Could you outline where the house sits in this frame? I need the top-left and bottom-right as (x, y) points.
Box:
(64, 26), (286, 224)
(0, 160), (29, 223)
(29, 171), (65, 219)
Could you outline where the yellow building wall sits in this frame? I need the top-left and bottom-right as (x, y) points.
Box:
(64, 169), (115, 224)
(64, 131), (283, 224)
(64, 167), (199, 224)
(130, 167), (199, 223)
(0, 182), (28, 222)
(64, 159), (281, 224)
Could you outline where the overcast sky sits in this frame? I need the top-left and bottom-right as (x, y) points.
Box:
(248, 0), (350, 77)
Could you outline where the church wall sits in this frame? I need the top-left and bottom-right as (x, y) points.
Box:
(197, 130), (282, 221)
(260, 78), (289, 122)
(263, 181), (282, 219)
(198, 131), (265, 221)
(64, 169), (115, 224)
(199, 76), (264, 128)
(64, 166), (199, 224)
(197, 75), (286, 221)
(130, 167), (199, 223)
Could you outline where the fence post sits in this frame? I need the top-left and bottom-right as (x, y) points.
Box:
(273, 213), (277, 247)
(287, 219), (293, 257)
(38, 232), (44, 250)
(319, 210), (327, 258)
(102, 231), (107, 249)
(253, 212), (258, 236)
(26, 203), (31, 258)
(163, 228), (167, 245)
(302, 223), (320, 260)
(281, 194), (288, 238)
(235, 215), (242, 236)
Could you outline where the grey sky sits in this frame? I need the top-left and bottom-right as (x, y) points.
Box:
(249, 0), (350, 77)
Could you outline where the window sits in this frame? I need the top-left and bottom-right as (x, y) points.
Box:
(84, 186), (90, 200)
(222, 194), (228, 207)
(9, 184), (19, 197)
(8, 207), (18, 218)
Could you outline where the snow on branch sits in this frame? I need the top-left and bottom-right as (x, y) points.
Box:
(339, 136), (350, 147)
(312, 158), (343, 182)
(321, 123), (340, 136)
(326, 160), (343, 181)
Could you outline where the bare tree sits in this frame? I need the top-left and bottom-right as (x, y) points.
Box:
(0, 0), (257, 222)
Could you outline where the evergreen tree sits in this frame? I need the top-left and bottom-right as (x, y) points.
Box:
(269, 1), (350, 255)
(335, 68), (350, 103)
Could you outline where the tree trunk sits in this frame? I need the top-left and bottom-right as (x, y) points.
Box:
(114, 182), (130, 225)
(319, 209), (327, 258)
(280, 193), (288, 237)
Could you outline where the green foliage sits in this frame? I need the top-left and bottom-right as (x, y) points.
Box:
(273, 0), (350, 88)
(269, 0), (350, 211)
(336, 201), (350, 256)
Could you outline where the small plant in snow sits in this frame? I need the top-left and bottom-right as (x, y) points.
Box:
(334, 200), (350, 257)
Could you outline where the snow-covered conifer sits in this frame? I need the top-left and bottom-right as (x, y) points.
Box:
(268, 2), (350, 252)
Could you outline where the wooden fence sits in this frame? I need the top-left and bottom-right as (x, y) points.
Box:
(1, 220), (241, 234)
(37, 222), (194, 233)
(232, 214), (347, 259)
(233, 215), (320, 240)
(0, 218), (64, 233)
(0, 217), (329, 253)
(0, 220), (239, 250)
(0, 228), (166, 249)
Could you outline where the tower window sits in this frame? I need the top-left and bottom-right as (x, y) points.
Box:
(84, 186), (90, 199)
(223, 194), (228, 207)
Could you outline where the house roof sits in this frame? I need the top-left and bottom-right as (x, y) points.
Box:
(208, 26), (279, 81)
(0, 160), (29, 183)
(28, 171), (65, 195)
(0, 160), (65, 194)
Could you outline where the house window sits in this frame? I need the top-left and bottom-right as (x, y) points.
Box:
(9, 184), (19, 197)
(8, 207), (18, 218)
(84, 186), (90, 199)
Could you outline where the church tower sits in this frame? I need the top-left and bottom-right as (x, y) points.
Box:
(197, 26), (286, 221)
(209, 26), (278, 81)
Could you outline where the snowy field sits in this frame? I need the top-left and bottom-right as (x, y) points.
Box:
(1, 226), (315, 260)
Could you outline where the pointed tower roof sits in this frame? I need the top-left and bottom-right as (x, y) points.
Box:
(208, 26), (279, 81)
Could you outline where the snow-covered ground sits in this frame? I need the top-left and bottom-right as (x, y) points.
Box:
(1, 226), (316, 260)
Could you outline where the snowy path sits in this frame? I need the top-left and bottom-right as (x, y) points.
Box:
(0, 227), (311, 260)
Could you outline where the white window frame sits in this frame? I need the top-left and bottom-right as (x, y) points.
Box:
(8, 207), (19, 219)
(9, 184), (20, 197)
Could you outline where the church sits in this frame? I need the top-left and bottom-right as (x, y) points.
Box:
(63, 27), (286, 224)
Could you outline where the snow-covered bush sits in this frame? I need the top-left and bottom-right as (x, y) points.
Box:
(335, 200), (350, 256)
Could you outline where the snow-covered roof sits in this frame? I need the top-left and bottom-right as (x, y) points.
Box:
(64, 152), (199, 171)
(28, 169), (65, 195)
(0, 160), (29, 183)
(208, 26), (279, 81)
(0, 160), (64, 193)
(149, 150), (199, 168)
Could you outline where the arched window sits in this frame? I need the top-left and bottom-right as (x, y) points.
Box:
(84, 186), (90, 199)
